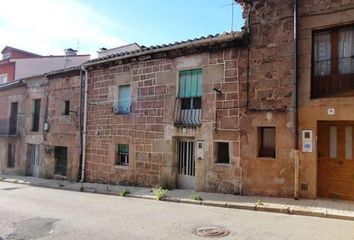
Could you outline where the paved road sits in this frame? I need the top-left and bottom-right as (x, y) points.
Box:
(0, 182), (353, 240)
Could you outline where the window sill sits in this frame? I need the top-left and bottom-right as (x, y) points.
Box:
(114, 165), (129, 169)
(257, 157), (276, 160)
(214, 163), (230, 166)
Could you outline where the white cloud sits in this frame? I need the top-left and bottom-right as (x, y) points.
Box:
(0, 0), (127, 58)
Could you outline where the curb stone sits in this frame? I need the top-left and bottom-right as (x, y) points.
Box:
(1, 177), (354, 221)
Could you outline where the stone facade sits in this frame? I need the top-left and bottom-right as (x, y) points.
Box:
(85, 38), (246, 193)
(0, 69), (81, 180)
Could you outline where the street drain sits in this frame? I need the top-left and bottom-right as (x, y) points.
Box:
(195, 226), (230, 238)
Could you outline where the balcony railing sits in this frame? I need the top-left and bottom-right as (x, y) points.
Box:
(173, 98), (202, 127)
(312, 57), (354, 98)
(0, 117), (20, 136)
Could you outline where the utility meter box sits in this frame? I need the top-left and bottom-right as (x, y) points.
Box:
(196, 140), (204, 160)
(302, 130), (313, 153)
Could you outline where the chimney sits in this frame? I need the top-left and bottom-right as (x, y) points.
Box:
(64, 48), (78, 56)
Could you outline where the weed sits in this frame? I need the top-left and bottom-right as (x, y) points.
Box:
(256, 199), (264, 206)
(119, 189), (130, 197)
(152, 186), (167, 200)
(190, 192), (203, 201)
(58, 182), (65, 187)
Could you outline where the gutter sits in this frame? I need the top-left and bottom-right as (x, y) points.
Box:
(293, 0), (300, 200)
(80, 65), (88, 182)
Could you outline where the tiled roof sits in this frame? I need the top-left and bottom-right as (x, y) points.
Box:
(0, 80), (24, 90)
(85, 31), (244, 65)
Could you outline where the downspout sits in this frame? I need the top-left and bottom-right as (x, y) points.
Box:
(80, 65), (88, 182)
(293, 0), (300, 200)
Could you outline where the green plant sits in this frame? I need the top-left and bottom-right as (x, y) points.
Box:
(153, 186), (167, 200)
(0, 177), (4, 181)
(58, 182), (65, 187)
(119, 189), (130, 197)
(13, 179), (18, 183)
(256, 199), (264, 206)
(160, 176), (174, 190)
(190, 192), (203, 201)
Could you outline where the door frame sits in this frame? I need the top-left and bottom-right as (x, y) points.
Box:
(175, 137), (196, 190)
(316, 121), (354, 200)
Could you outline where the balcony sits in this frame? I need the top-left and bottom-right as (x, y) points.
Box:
(312, 57), (354, 98)
(173, 98), (202, 127)
(0, 117), (20, 136)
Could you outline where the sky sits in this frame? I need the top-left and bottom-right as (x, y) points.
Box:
(0, 0), (243, 58)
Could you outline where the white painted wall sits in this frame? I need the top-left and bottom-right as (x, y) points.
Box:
(13, 55), (90, 80)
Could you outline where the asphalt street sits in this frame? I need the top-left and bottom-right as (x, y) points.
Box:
(0, 181), (353, 240)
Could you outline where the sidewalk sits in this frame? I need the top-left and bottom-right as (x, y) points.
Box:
(1, 174), (354, 221)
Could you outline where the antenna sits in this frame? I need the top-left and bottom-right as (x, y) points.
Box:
(77, 38), (80, 52)
(220, 0), (235, 32)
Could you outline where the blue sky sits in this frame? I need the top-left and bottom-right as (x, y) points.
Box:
(0, 0), (243, 58)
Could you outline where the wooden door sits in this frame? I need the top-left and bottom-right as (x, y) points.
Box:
(317, 121), (354, 200)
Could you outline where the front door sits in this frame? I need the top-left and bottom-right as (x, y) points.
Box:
(28, 144), (40, 177)
(318, 121), (354, 200)
(177, 140), (195, 190)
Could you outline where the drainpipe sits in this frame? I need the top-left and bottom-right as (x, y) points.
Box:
(292, 0), (300, 200)
(80, 65), (88, 182)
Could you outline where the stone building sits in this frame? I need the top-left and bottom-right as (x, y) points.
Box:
(82, 33), (246, 193)
(0, 67), (82, 180)
(1, 0), (354, 200)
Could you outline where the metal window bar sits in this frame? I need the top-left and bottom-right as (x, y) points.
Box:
(118, 144), (129, 165)
(312, 57), (354, 98)
(55, 147), (68, 176)
(177, 141), (195, 177)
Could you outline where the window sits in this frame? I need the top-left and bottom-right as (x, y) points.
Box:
(32, 99), (41, 132)
(63, 100), (70, 115)
(115, 144), (129, 166)
(7, 143), (15, 168)
(114, 85), (131, 114)
(258, 127), (276, 158)
(312, 26), (354, 98)
(9, 102), (18, 135)
(0, 74), (7, 84)
(174, 69), (202, 126)
(216, 142), (230, 164)
(55, 146), (68, 175)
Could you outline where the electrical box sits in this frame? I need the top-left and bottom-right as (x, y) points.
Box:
(196, 140), (204, 160)
(302, 130), (313, 153)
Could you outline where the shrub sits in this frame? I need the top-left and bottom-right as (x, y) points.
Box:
(153, 186), (167, 200)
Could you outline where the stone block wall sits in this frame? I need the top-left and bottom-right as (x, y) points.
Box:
(86, 46), (244, 193)
(239, 0), (296, 197)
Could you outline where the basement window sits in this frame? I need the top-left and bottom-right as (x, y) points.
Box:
(258, 127), (276, 158)
(215, 142), (230, 164)
(115, 144), (129, 166)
